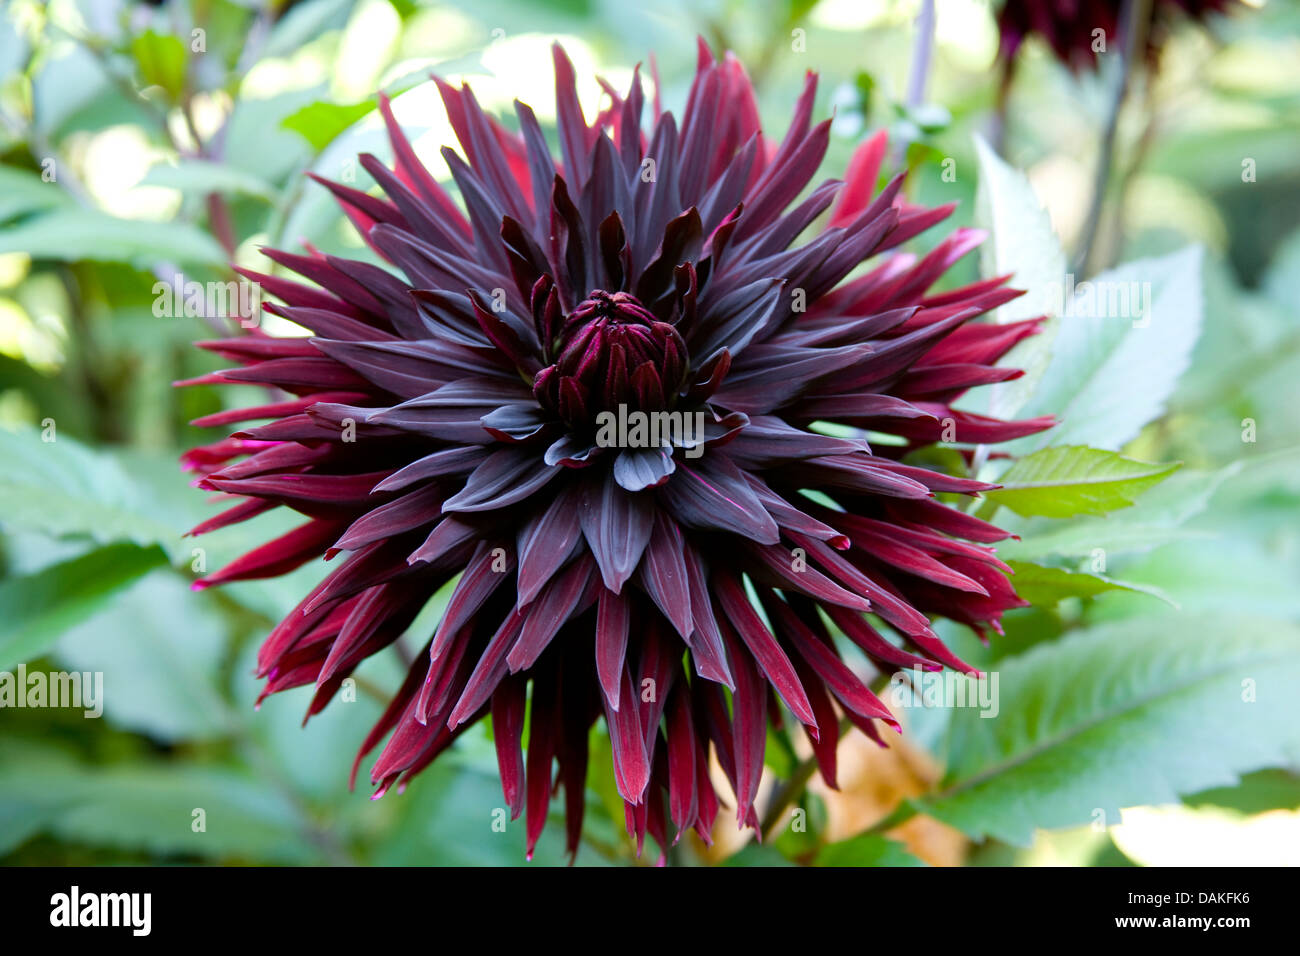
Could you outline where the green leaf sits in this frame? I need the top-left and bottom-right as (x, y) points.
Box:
(918, 614), (1300, 845)
(0, 742), (321, 863)
(986, 446), (1179, 518)
(1212, 446), (1300, 505)
(813, 833), (927, 867)
(140, 159), (278, 202)
(1262, 226), (1300, 310)
(231, 639), (401, 801)
(259, 0), (356, 61)
(129, 29), (188, 102)
(971, 135), (1067, 421)
(0, 9), (29, 82)
(720, 843), (797, 866)
(279, 71), (425, 153)
(0, 745), (86, 855)
(996, 463), (1238, 561)
(370, 753), (600, 866)
(0, 428), (199, 560)
(0, 208), (227, 267)
(0, 796), (68, 856)
(1186, 769), (1300, 816)
(1088, 537), (1300, 620)
(0, 543), (166, 671)
(281, 98), (376, 151)
(58, 766), (318, 861)
(0, 165), (71, 221)
(223, 88), (319, 184)
(1004, 560), (1176, 607)
(53, 570), (237, 741)
(32, 46), (113, 136)
(1010, 246), (1205, 453)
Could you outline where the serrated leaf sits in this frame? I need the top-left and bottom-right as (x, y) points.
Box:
(55, 768), (317, 862)
(971, 135), (1067, 420)
(918, 614), (1300, 845)
(986, 446), (1179, 518)
(0, 742), (319, 863)
(1009, 245), (1205, 453)
(140, 159), (278, 201)
(1186, 769), (1300, 816)
(0, 543), (166, 671)
(0, 428), (199, 560)
(996, 463), (1238, 561)
(813, 833), (927, 867)
(1212, 446), (1300, 505)
(1089, 537), (1300, 620)
(54, 570), (237, 741)
(1004, 560), (1175, 607)
(0, 208), (227, 267)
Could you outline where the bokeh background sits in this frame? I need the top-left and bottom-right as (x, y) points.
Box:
(1, 0), (1297, 866)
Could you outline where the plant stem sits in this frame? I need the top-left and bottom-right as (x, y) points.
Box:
(905, 0), (936, 110)
(892, 0), (937, 170)
(861, 801), (920, 836)
(991, 57), (1015, 157)
(973, 495), (1000, 522)
(758, 718), (850, 840)
(1073, 0), (1153, 276)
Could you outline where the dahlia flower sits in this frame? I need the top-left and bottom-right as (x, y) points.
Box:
(181, 40), (1052, 861)
(997, 0), (1236, 72)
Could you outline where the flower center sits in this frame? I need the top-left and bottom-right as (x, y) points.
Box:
(534, 290), (688, 429)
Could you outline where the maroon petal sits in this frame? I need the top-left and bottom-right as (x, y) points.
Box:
(580, 474), (654, 593)
(637, 512), (693, 639)
(443, 447), (559, 512)
(595, 589), (630, 712)
(714, 572), (817, 729)
(660, 455), (780, 544)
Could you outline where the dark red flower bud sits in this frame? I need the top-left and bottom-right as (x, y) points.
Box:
(534, 290), (688, 428)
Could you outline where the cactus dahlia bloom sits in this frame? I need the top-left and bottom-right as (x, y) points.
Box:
(997, 0), (1236, 72)
(181, 40), (1051, 862)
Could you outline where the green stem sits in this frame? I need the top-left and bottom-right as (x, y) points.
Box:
(1073, 0), (1152, 276)
(758, 721), (848, 841)
(973, 495), (1000, 522)
(862, 801), (920, 836)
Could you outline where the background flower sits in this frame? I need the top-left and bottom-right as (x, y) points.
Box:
(996, 0), (1238, 72)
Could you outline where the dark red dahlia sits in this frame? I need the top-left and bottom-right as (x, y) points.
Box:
(181, 40), (1052, 862)
(997, 0), (1237, 72)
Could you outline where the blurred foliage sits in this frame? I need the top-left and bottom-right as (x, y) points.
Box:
(0, 0), (1298, 866)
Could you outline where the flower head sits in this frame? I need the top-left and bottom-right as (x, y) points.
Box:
(182, 40), (1052, 861)
(535, 289), (688, 427)
(997, 0), (1237, 72)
